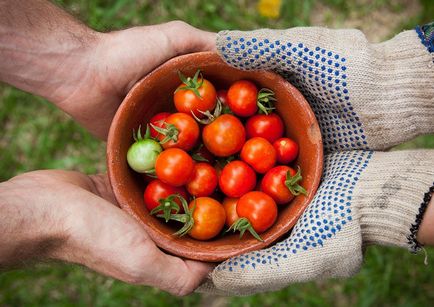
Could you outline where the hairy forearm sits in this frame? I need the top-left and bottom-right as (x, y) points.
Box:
(0, 174), (66, 268)
(0, 0), (99, 104)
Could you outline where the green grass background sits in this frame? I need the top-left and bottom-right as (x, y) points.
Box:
(1, 0), (434, 306)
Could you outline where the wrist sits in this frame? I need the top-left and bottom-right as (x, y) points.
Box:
(0, 173), (68, 267)
(41, 30), (103, 104)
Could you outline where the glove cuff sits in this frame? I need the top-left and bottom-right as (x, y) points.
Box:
(416, 21), (434, 55)
(356, 150), (434, 251)
(360, 30), (434, 150)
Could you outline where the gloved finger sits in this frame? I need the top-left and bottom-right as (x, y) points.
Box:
(216, 28), (359, 74)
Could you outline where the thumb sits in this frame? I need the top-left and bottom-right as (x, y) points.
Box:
(217, 29), (290, 71)
(216, 28), (352, 77)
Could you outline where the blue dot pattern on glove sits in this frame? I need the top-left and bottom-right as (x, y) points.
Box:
(220, 35), (369, 152)
(217, 150), (373, 272)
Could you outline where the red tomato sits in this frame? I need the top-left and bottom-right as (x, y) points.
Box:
(240, 137), (276, 173)
(202, 114), (246, 157)
(149, 112), (170, 138)
(237, 191), (277, 233)
(155, 148), (194, 187)
(219, 160), (256, 198)
(188, 197), (226, 240)
(273, 137), (299, 164)
(174, 77), (217, 118)
(260, 165), (306, 205)
(227, 80), (258, 117)
(186, 163), (218, 197)
(143, 179), (188, 213)
(157, 113), (199, 151)
(245, 113), (284, 143)
(223, 197), (239, 228)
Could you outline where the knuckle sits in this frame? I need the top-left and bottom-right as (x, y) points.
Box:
(166, 20), (189, 29)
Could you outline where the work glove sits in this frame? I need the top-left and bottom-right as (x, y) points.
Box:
(198, 22), (434, 296)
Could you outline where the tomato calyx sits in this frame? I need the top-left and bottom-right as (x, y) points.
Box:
(150, 193), (183, 222)
(133, 124), (151, 142)
(150, 122), (179, 144)
(161, 197), (196, 237)
(227, 217), (263, 242)
(285, 167), (307, 196)
(175, 69), (204, 99)
(191, 97), (223, 124)
(257, 88), (276, 115)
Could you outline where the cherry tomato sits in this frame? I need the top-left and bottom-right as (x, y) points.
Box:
(260, 165), (306, 205)
(245, 113), (284, 143)
(149, 112), (170, 138)
(174, 72), (217, 118)
(237, 191), (277, 234)
(186, 163), (218, 197)
(240, 137), (276, 173)
(156, 113), (199, 151)
(143, 179), (188, 213)
(155, 148), (194, 187)
(127, 126), (162, 173)
(202, 114), (246, 157)
(188, 197), (226, 240)
(223, 197), (239, 228)
(219, 160), (256, 198)
(273, 137), (299, 164)
(227, 80), (258, 117)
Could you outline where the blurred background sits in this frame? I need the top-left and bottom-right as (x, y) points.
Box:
(1, 0), (434, 306)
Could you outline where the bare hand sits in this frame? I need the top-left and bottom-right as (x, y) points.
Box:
(57, 21), (216, 139)
(0, 170), (213, 296)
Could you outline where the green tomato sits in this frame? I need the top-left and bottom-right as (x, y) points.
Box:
(127, 126), (162, 173)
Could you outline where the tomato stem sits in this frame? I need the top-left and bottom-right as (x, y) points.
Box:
(190, 97), (222, 124)
(227, 217), (263, 242)
(150, 194), (183, 222)
(172, 198), (196, 237)
(257, 88), (276, 115)
(150, 122), (179, 144)
(175, 69), (204, 99)
(285, 167), (307, 196)
(158, 196), (196, 237)
(133, 125), (152, 142)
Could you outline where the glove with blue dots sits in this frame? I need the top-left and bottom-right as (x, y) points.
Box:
(218, 27), (434, 152)
(197, 26), (434, 295)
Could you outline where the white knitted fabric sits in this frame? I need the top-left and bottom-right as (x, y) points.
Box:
(198, 150), (434, 296)
(217, 28), (434, 152)
(197, 27), (434, 296)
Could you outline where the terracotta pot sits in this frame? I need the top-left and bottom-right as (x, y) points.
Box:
(107, 52), (323, 262)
